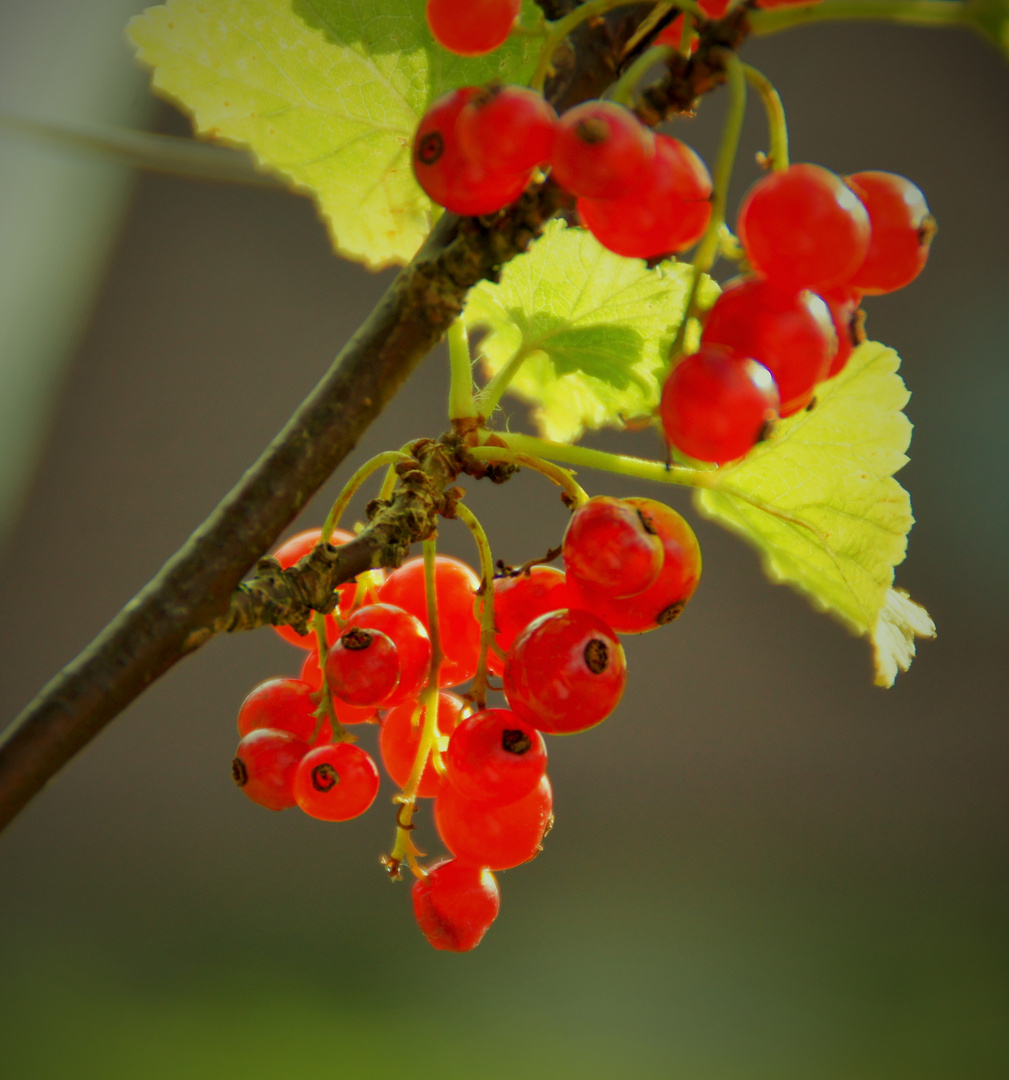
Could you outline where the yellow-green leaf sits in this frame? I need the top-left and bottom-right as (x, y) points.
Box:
(126, 0), (542, 269)
(463, 220), (719, 442)
(694, 341), (934, 685)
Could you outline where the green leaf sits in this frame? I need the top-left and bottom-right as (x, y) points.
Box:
(693, 341), (935, 686)
(462, 220), (719, 443)
(126, 0), (542, 269)
(966, 0), (1009, 62)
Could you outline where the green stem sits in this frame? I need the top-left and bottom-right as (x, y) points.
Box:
(310, 612), (351, 744)
(490, 432), (713, 490)
(474, 346), (532, 417)
(749, 0), (971, 36)
(447, 320), (477, 422)
(321, 450), (412, 542)
(468, 443), (590, 506)
(455, 504), (498, 711)
(610, 45), (674, 105)
(742, 63), (789, 172)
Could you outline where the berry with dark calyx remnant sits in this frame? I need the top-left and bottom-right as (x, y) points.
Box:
(379, 555), (482, 687)
(562, 496), (664, 599)
(426, 0), (520, 57)
(269, 527), (357, 650)
(503, 610), (626, 735)
(413, 88), (532, 216)
(576, 135), (712, 258)
(660, 345), (780, 465)
(412, 858), (500, 952)
(737, 163), (870, 291)
(701, 276), (837, 416)
(293, 743), (380, 822)
(346, 603), (431, 708)
(566, 499), (702, 633)
(435, 775), (553, 871)
(324, 626), (400, 708)
(458, 84), (557, 175)
(488, 566), (571, 675)
(844, 171), (935, 295)
(818, 285), (865, 378)
(445, 708), (547, 807)
(552, 100), (656, 200)
(299, 651), (377, 725)
(379, 692), (464, 798)
(232, 729), (309, 811)
(237, 677), (331, 744)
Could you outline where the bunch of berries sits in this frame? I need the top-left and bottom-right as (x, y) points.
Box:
(413, 84), (712, 259)
(231, 494), (701, 951)
(660, 164), (936, 464)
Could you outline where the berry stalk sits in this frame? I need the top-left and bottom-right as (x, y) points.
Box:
(466, 445), (590, 506)
(742, 63), (789, 172)
(454, 503), (499, 711)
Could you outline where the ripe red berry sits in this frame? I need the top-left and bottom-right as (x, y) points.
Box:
(379, 555), (482, 687)
(412, 858), (500, 952)
(737, 163), (870, 291)
(660, 345), (780, 465)
(566, 498), (701, 633)
(488, 566), (571, 675)
(562, 496), (664, 599)
(269, 528), (356, 650)
(700, 276), (837, 416)
(699, 0), (732, 14)
(346, 604), (431, 708)
(232, 728), (309, 811)
(655, 14), (699, 53)
(413, 88), (532, 216)
(435, 774), (553, 870)
(504, 610), (627, 735)
(446, 709), (547, 806)
(818, 285), (864, 378)
(293, 742), (380, 822)
(426, 0), (520, 57)
(324, 626), (400, 708)
(380, 692), (464, 797)
(458, 85), (557, 175)
(299, 651), (377, 725)
(237, 677), (331, 745)
(844, 171), (935, 295)
(551, 101), (656, 200)
(576, 135), (712, 258)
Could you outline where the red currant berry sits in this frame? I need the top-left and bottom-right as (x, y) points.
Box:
(269, 528), (356, 650)
(504, 610), (626, 735)
(237, 677), (331, 745)
(414, 88), (532, 216)
(426, 0), (520, 57)
(232, 729), (308, 811)
(818, 285), (865, 378)
(488, 566), (571, 676)
(566, 498), (701, 633)
(412, 858), (500, 952)
(737, 163), (870, 291)
(435, 774), (553, 870)
(699, 0), (733, 14)
(299, 651), (377, 725)
(293, 742), (380, 822)
(458, 85), (558, 175)
(701, 276), (837, 416)
(446, 709), (547, 806)
(379, 555), (482, 687)
(562, 496), (664, 599)
(655, 14), (699, 53)
(576, 135), (712, 258)
(660, 345), (780, 465)
(346, 604), (431, 708)
(324, 626), (400, 708)
(755, 0), (825, 8)
(551, 101), (656, 200)
(379, 692), (464, 798)
(844, 171), (935, 295)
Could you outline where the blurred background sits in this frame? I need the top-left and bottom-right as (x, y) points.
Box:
(1, 3), (1007, 1078)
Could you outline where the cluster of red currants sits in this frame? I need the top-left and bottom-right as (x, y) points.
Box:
(231, 492), (701, 951)
(413, 84), (713, 259)
(660, 164), (935, 464)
